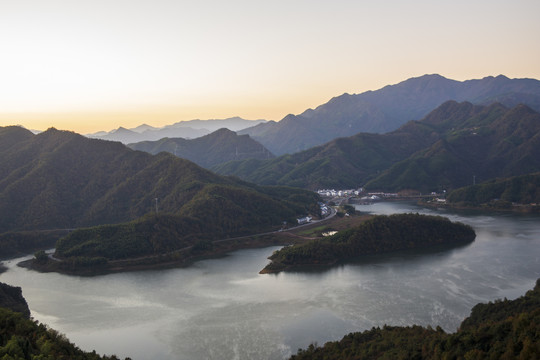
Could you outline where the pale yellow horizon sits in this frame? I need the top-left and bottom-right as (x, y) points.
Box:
(1, 0), (539, 134)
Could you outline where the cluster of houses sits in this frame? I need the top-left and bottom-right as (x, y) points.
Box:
(320, 202), (330, 217)
(296, 202), (331, 225)
(317, 189), (363, 197)
(296, 216), (313, 225)
(359, 192), (399, 200)
(317, 188), (402, 200)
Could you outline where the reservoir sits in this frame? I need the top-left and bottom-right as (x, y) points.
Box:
(1, 202), (540, 359)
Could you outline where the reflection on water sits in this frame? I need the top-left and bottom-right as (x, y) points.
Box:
(1, 202), (539, 360)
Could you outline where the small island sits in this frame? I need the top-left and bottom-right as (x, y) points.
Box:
(260, 213), (476, 274)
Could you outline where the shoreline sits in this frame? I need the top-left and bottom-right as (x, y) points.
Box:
(17, 210), (348, 276)
(260, 213), (476, 274)
(18, 234), (290, 276)
(419, 200), (540, 214)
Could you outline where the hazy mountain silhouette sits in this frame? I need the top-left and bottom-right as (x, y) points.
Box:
(87, 117), (267, 144)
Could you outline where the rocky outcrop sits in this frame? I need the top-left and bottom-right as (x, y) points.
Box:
(0, 282), (30, 318)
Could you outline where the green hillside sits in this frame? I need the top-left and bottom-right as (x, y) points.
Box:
(214, 120), (438, 189)
(291, 279), (540, 360)
(216, 102), (540, 192)
(367, 102), (540, 192)
(0, 126), (319, 258)
(54, 185), (317, 263)
(128, 128), (274, 168)
(261, 213), (475, 273)
(240, 74), (540, 155)
(446, 172), (540, 208)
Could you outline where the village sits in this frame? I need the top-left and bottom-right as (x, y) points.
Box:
(316, 188), (399, 202)
(316, 188), (448, 207)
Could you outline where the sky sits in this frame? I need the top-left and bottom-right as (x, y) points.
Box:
(1, 0), (539, 134)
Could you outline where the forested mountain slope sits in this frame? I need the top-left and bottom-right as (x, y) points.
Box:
(214, 115), (441, 189)
(128, 128), (273, 168)
(261, 213), (475, 274)
(0, 126), (318, 235)
(216, 102), (540, 192)
(366, 102), (540, 192)
(446, 172), (540, 208)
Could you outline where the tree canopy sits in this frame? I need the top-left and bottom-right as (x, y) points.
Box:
(262, 213), (475, 273)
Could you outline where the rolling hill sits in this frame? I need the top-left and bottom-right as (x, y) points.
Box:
(0, 126), (318, 238)
(128, 128), (274, 168)
(240, 74), (540, 155)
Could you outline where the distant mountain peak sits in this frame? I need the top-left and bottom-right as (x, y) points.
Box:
(128, 127), (274, 169)
(87, 117), (267, 144)
(240, 74), (540, 155)
(212, 127), (235, 134)
(505, 102), (536, 115)
(112, 127), (135, 134)
(131, 124), (158, 133)
(416, 73), (448, 80)
(220, 101), (540, 192)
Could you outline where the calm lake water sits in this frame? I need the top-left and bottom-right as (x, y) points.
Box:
(1, 202), (540, 360)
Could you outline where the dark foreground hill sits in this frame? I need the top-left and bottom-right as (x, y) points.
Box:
(216, 101), (540, 192)
(128, 128), (274, 168)
(0, 126), (319, 258)
(0, 282), (120, 358)
(291, 278), (540, 360)
(0, 282), (30, 318)
(0, 305), (129, 359)
(240, 74), (540, 155)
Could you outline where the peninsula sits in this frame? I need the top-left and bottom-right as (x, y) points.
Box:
(260, 213), (476, 274)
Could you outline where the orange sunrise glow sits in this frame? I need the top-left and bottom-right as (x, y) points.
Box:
(1, 0), (539, 134)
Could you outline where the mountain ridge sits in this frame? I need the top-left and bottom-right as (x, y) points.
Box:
(215, 101), (540, 192)
(128, 128), (274, 168)
(240, 74), (540, 155)
(366, 102), (540, 191)
(0, 126), (318, 236)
